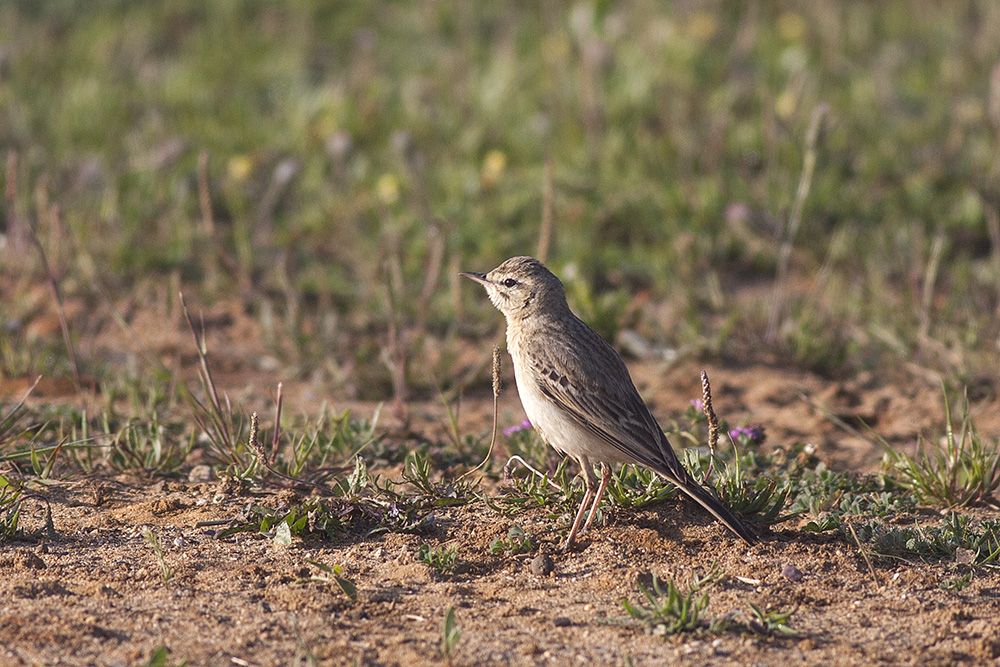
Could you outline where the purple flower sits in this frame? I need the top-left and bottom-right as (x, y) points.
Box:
(689, 399), (704, 411)
(728, 424), (766, 446)
(503, 419), (533, 436)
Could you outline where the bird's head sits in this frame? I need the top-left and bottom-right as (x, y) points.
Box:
(460, 256), (569, 322)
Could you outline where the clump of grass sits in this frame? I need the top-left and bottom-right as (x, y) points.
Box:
(0, 486), (23, 540)
(621, 575), (712, 635)
(885, 392), (1000, 509)
(621, 564), (797, 638)
(141, 527), (174, 584)
(416, 544), (459, 575)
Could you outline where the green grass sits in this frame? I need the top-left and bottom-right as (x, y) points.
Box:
(3, 2), (1000, 390)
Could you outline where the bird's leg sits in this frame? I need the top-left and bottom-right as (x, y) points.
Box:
(561, 457), (596, 551)
(582, 462), (611, 533)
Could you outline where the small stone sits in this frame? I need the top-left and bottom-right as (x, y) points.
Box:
(781, 563), (803, 582)
(187, 465), (213, 483)
(553, 617), (572, 627)
(530, 553), (554, 577)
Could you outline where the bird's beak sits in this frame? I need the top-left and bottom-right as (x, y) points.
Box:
(459, 271), (489, 286)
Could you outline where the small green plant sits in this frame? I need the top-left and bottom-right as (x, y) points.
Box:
(886, 392), (1000, 509)
(416, 544), (459, 575)
(146, 646), (188, 667)
(744, 603), (798, 637)
(605, 464), (677, 509)
(403, 451), (478, 505)
(441, 606), (461, 664)
(141, 527), (174, 584)
(297, 560), (357, 600)
(0, 486), (23, 540)
(621, 574), (712, 635)
(489, 524), (533, 555)
(940, 572), (973, 592)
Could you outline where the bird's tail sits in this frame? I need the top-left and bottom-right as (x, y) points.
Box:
(670, 473), (758, 545)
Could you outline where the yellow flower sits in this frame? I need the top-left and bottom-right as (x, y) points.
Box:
(227, 155), (253, 182)
(480, 150), (507, 188)
(777, 12), (807, 42)
(377, 173), (400, 205)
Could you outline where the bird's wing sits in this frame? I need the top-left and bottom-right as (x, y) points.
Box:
(526, 335), (690, 484)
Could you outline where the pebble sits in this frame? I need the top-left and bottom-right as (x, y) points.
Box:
(781, 563), (803, 581)
(530, 553), (554, 577)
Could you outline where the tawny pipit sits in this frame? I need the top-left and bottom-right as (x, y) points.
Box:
(461, 256), (756, 550)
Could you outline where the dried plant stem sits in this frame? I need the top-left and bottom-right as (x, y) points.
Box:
(270, 382), (283, 465)
(699, 370), (719, 483)
(767, 103), (828, 342)
(197, 151), (219, 290)
(536, 157), (554, 263)
(458, 345), (502, 482)
(917, 232), (945, 348)
(416, 225), (445, 336)
(27, 220), (80, 387)
(847, 522), (881, 589)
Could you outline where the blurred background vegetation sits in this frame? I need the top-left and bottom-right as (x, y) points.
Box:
(2, 1), (1000, 397)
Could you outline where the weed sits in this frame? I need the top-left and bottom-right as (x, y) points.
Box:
(489, 524), (534, 555)
(620, 573), (714, 635)
(141, 527), (174, 584)
(297, 560), (357, 600)
(940, 572), (973, 592)
(621, 565), (797, 639)
(146, 646), (187, 667)
(0, 486), (23, 540)
(744, 603), (798, 637)
(886, 392), (1000, 509)
(440, 606), (461, 664)
(416, 544), (459, 575)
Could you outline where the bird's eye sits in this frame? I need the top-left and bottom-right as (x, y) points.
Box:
(502, 278), (518, 288)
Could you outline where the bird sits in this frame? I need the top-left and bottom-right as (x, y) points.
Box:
(461, 256), (757, 550)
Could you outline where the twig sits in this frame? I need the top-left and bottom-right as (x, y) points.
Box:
(766, 103), (828, 342)
(27, 220), (80, 387)
(537, 157), (554, 263)
(270, 382), (283, 465)
(847, 521), (881, 589)
(917, 231), (945, 350)
(504, 456), (563, 491)
(197, 150), (219, 290)
(416, 225), (445, 336)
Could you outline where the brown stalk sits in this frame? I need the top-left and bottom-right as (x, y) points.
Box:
(197, 151), (219, 290)
(27, 212), (81, 388)
(536, 157), (554, 263)
(766, 103), (829, 343)
(270, 382), (283, 465)
(699, 370), (719, 483)
(458, 345), (502, 482)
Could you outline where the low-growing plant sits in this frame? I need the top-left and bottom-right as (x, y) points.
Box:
(940, 572), (973, 592)
(489, 524), (534, 555)
(440, 606), (461, 664)
(297, 560), (357, 600)
(620, 572), (715, 635)
(0, 486), (23, 540)
(744, 602), (798, 637)
(886, 392), (1000, 509)
(416, 544), (459, 575)
(605, 465), (677, 509)
(141, 527), (174, 584)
